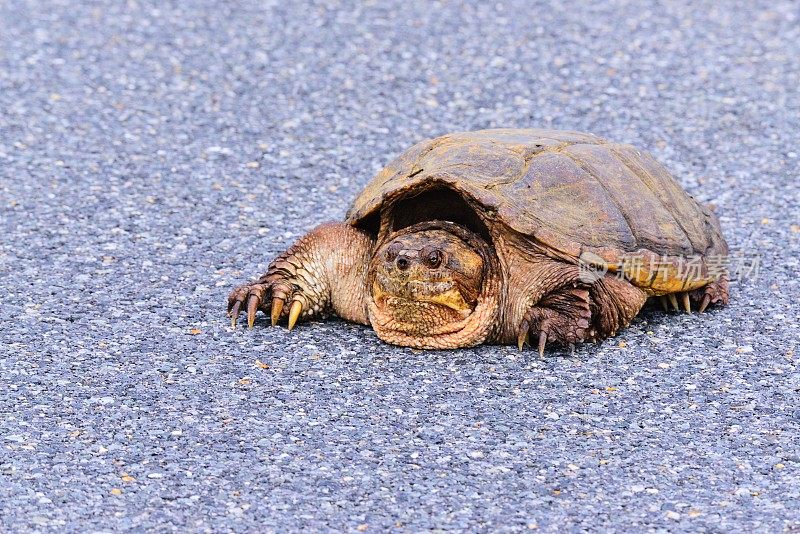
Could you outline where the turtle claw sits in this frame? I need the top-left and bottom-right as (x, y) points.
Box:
(228, 268), (319, 331)
(230, 300), (242, 328)
(681, 292), (692, 314)
(516, 294), (587, 356)
(668, 293), (679, 311)
(247, 294), (260, 328)
(515, 319), (549, 357)
(699, 294), (711, 313)
(517, 332), (528, 352)
(659, 292), (693, 314)
(689, 275), (729, 314)
(287, 300), (303, 331)
(226, 282), (270, 329)
(538, 330), (547, 358)
(517, 319), (530, 351)
(271, 297), (284, 326)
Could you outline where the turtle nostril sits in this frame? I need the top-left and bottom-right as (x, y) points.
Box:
(396, 256), (410, 271)
(385, 242), (403, 262)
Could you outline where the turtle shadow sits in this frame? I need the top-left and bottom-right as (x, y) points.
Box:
(638, 297), (676, 325)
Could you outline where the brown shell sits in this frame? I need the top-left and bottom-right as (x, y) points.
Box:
(346, 129), (728, 294)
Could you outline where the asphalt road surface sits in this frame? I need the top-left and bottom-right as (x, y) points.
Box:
(1, 0), (799, 531)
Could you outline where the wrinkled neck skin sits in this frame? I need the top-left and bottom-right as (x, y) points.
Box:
(366, 221), (501, 349)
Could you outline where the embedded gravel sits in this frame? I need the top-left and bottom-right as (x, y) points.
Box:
(1, 0), (799, 531)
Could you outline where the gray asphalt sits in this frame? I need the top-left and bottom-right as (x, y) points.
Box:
(1, 0), (799, 531)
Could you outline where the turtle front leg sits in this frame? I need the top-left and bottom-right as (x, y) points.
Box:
(512, 275), (649, 356)
(516, 285), (593, 356)
(228, 222), (374, 329)
(495, 250), (594, 355)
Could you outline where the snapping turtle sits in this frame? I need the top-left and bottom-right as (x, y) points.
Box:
(228, 129), (729, 353)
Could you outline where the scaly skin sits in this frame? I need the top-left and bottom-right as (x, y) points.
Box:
(227, 223), (374, 328)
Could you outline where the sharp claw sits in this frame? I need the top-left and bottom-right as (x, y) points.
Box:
(659, 295), (669, 312)
(247, 294), (259, 328)
(681, 292), (691, 314)
(538, 330), (547, 358)
(287, 300), (302, 331)
(699, 294), (711, 313)
(230, 301), (242, 328)
(668, 293), (679, 311)
(517, 319), (530, 351)
(271, 297), (284, 326)
(517, 331), (529, 352)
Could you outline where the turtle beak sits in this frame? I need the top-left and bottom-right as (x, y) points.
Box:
(417, 287), (472, 312)
(372, 277), (471, 314)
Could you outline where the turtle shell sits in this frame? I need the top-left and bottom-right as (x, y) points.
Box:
(346, 129), (728, 294)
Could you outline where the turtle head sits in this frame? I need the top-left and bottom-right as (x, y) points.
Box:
(373, 228), (483, 315)
(367, 221), (501, 349)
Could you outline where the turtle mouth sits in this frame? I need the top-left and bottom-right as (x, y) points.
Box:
(373, 273), (473, 313)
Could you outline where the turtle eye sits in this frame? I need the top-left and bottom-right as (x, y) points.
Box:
(423, 249), (443, 269)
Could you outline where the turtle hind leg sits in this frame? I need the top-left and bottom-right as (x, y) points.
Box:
(587, 275), (648, 341)
(656, 275), (729, 315)
(690, 274), (729, 313)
